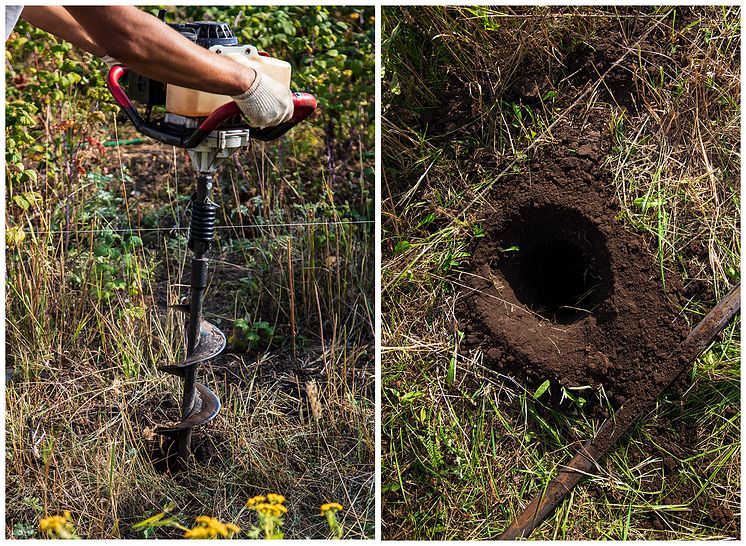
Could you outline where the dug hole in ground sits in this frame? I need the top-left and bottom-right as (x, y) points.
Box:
(382, 6), (739, 540)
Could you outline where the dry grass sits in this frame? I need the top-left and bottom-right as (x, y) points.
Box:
(6, 143), (375, 539)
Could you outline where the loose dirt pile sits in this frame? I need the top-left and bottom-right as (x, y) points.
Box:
(458, 118), (689, 409)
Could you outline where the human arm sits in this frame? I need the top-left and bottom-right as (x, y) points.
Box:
(67, 6), (293, 126)
(21, 6), (106, 57)
(63, 6), (255, 95)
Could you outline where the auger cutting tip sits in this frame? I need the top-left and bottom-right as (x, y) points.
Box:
(156, 383), (221, 433)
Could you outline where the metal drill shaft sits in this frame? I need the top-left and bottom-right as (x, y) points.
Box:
(177, 174), (216, 462)
(154, 130), (251, 468)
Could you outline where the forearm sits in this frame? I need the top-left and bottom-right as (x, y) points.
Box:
(21, 6), (106, 57)
(64, 6), (255, 95)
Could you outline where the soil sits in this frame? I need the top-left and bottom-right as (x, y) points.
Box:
(453, 104), (732, 536)
(450, 20), (741, 534)
(132, 320), (351, 474)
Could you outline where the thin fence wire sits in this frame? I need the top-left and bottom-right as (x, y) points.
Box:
(19, 219), (374, 236)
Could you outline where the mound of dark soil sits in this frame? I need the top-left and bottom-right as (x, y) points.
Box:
(458, 123), (688, 409)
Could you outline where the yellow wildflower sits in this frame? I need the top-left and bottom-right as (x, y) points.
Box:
(39, 511), (77, 539)
(343, 69), (353, 78)
(245, 495), (266, 508)
(320, 502), (343, 515)
(255, 502), (288, 518)
(320, 503), (344, 539)
(184, 515), (240, 539)
(245, 495), (286, 539)
(184, 526), (213, 539)
(248, 493), (287, 519)
(266, 493), (285, 505)
(197, 516), (229, 536)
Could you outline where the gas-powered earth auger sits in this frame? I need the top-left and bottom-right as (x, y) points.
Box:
(106, 19), (316, 468)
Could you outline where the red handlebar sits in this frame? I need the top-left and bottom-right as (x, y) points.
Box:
(106, 65), (317, 147)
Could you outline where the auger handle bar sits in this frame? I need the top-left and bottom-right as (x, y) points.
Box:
(106, 65), (317, 148)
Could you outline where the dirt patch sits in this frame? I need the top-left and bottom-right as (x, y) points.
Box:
(457, 119), (688, 409)
(382, 5), (738, 540)
(708, 505), (738, 534)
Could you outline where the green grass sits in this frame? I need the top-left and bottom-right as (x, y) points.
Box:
(382, 6), (739, 540)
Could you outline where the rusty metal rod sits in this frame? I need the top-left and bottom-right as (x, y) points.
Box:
(499, 282), (740, 540)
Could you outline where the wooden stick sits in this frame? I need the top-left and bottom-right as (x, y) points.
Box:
(499, 282), (740, 540)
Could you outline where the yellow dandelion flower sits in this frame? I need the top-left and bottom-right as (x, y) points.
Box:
(343, 69), (353, 78)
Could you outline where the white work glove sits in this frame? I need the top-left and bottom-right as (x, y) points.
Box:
(101, 55), (120, 68)
(232, 70), (294, 128)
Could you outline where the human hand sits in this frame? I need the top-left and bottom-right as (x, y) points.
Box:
(231, 70), (294, 129)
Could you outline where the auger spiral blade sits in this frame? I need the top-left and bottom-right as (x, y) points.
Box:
(159, 305), (226, 377)
(155, 382), (221, 433)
